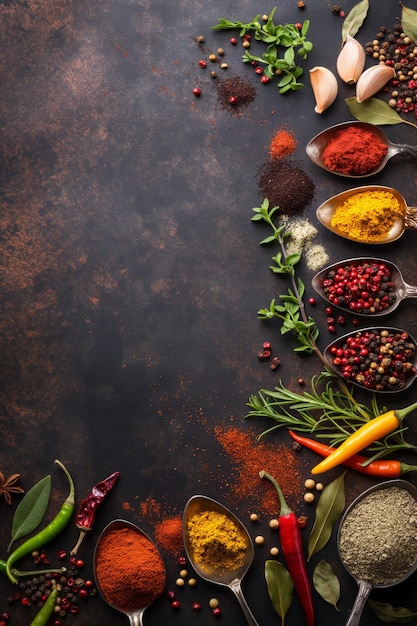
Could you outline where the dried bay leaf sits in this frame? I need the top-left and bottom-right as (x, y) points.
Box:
(346, 96), (408, 126)
(401, 3), (417, 43)
(307, 472), (345, 561)
(265, 560), (294, 625)
(313, 560), (340, 610)
(342, 0), (369, 42)
(8, 475), (52, 552)
(368, 599), (417, 623)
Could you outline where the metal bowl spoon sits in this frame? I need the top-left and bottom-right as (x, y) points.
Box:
(306, 121), (417, 178)
(312, 257), (417, 316)
(94, 519), (166, 626)
(337, 479), (417, 626)
(323, 326), (417, 393)
(183, 495), (259, 626)
(316, 184), (417, 244)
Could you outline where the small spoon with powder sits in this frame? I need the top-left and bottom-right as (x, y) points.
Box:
(316, 184), (417, 244)
(183, 495), (259, 626)
(94, 519), (166, 626)
(337, 479), (417, 626)
(306, 121), (417, 178)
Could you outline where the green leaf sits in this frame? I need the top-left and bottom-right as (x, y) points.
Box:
(368, 599), (417, 623)
(346, 96), (406, 126)
(313, 560), (340, 610)
(9, 475), (52, 552)
(265, 560), (294, 625)
(401, 3), (417, 42)
(307, 472), (346, 560)
(341, 0), (369, 42)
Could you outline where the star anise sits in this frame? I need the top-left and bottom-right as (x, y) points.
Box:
(0, 472), (24, 505)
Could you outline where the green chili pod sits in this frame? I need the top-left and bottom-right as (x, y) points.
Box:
(6, 460), (75, 584)
(30, 585), (58, 626)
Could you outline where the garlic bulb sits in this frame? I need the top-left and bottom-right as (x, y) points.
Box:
(356, 64), (395, 103)
(336, 34), (365, 84)
(309, 66), (338, 114)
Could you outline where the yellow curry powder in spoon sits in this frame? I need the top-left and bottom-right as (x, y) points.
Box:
(330, 189), (404, 243)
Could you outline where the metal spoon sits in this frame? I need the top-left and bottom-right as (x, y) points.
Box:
(337, 479), (417, 626)
(306, 121), (417, 178)
(323, 326), (417, 393)
(94, 519), (166, 626)
(183, 495), (259, 626)
(312, 257), (417, 316)
(316, 184), (417, 244)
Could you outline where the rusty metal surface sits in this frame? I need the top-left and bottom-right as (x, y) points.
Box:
(0, 0), (417, 623)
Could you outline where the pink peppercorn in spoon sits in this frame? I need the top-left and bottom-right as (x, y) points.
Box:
(306, 121), (417, 178)
(312, 257), (417, 317)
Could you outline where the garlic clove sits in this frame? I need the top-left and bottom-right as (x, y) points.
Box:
(309, 66), (338, 114)
(356, 64), (395, 103)
(336, 34), (366, 84)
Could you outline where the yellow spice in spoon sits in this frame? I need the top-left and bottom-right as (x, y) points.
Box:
(330, 189), (404, 242)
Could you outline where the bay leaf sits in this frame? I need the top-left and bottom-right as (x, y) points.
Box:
(265, 560), (294, 625)
(313, 559), (340, 610)
(307, 472), (346, 561)
(342, 0), (369, 42)
(368, 599), (417, 624)
(8, 475), (52, 552)
(401, 3), (417, 43)
(346, 96), (406, 125)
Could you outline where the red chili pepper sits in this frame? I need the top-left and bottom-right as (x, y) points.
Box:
(288, 430), (417, 477)
(70, 471), (120, 555)
(260, 470), (314, 626)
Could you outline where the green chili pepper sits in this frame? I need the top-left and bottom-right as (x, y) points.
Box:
(30, 584), (58, 626)
(6, 460), (75, 584)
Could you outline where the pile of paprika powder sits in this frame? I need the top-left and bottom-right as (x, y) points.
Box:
(321, 126), (388, 176)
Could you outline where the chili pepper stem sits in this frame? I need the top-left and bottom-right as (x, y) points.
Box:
(70, 529), (89, 556)
(259, 470), (291, 515)
(395, 401), (417, 420)
(54, 459), (75, 507)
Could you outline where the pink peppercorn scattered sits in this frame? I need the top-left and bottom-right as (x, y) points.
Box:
(171, 600), (181, 610)
(193, 87), (201, 97)
(213, 607), (222, 616)
(260, 75), (270, 84)
(198, 60), (207, 68)
(192, 602), (202, 611)
(230, 37), (237, 44)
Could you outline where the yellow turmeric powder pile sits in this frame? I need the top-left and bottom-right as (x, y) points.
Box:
(187, 510), (248, 573)
(330, 189), (405, 243)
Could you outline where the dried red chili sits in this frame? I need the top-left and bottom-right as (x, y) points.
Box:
(70, 471), (120, 555)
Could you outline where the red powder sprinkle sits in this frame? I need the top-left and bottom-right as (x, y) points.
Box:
(215, 426), (303, 515)
(269, 128), (297, 160)
(154, 516), (184, 556)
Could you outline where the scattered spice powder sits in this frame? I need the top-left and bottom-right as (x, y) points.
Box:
(321, 126), (388, 176)
(154, 515), (183, 556)
(215, 426), (303, 514)
(257, 159), (315, 216)
(269, 127), (297, 160)
(216, 75), (257, 112)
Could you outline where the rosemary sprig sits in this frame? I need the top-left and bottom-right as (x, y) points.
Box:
(246, 375), (416, 457)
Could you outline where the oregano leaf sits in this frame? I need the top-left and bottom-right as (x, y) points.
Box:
(265, 560), (294, 625)
(8, 475), (52, 552)
(308, 472), (346, 560)
(341, 0), (369, 42)
(313, 560), (340, 610)
(401, 3), (417, 43)
(368, 599), (417, 623)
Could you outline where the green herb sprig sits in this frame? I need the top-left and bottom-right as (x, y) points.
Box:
(211, 8), (313, 93)
(251, 198), (321, 357)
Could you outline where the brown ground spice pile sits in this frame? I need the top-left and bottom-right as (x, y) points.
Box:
(215, 426), (303, 514)
(216, 75), (257, 112)
(257, 159), (315, 216)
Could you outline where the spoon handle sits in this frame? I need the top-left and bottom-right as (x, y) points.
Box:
(344, 580), (373, 626)
(404, 282), (417, 298)
(230, 580), (260, 626)
(128, 608), (145, 626)
(397, 144), (417, 158)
